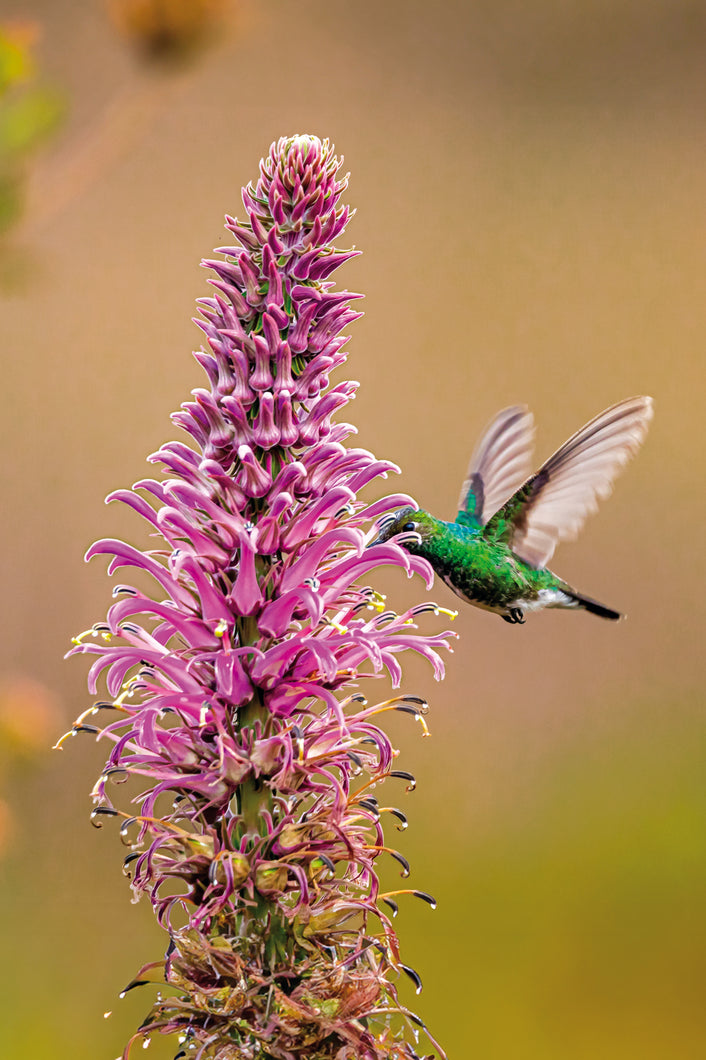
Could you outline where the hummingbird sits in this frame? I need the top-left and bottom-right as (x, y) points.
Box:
(371, 396), (653, 623)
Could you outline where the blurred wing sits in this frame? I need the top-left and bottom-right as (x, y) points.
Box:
(487, 396), (653, 568)
(456, 406), (535, 527)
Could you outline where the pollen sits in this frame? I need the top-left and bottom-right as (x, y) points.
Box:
(366, 590), (387, 612)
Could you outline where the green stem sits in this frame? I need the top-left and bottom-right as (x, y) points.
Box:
(237, 608), (274, 835)
(238, 690), (274, 833)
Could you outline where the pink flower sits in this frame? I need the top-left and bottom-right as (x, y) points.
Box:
(62, 135), (454, 1060)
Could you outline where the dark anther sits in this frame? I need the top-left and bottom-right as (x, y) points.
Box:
(388, 769), (416, 787)
(381, 897), (399, 918)
(73, 724), (99, 735)
(400, 695), (428, 707)
(119, 978), (151, 996)
(359, 798), (379, 815)
(412, 890), (437, 909)
(388, 808), (408, 829)
(112, 585), (137, 597)
(313, 853), (335, 874)
(400, 963), (423, 994)
(103, 767), (129, 784)
(121, 623), (141, 634)
(90, 806), (119, 828)
(122, 852), (140, 877)
(346, 751), (363, 768)
(93, 701), (117, 711)
(411, 603), (438, 615)
(120, 816), (139, 840)
(393, 705), (420, 717)
(389, 850), (411, 877)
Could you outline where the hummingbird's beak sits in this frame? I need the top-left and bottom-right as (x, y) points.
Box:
(366, 514), (397, 549)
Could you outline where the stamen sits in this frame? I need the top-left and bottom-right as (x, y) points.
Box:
(90, 806), (119, 828)
(291, 725), (305, 761)
(388, 770), (417, 792)
(70, 628), (98, 645)
(118, 979), (151, 998)
(365, 590), (387, 612)
(312, 853), (335, 875)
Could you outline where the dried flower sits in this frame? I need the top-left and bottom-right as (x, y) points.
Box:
(62, 135), (455, 1060)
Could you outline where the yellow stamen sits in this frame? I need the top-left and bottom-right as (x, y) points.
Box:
(70, 628), (99, 645)
(366, 590), (387, 612)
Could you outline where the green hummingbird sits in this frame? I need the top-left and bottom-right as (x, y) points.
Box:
(371, 396), (653, 623)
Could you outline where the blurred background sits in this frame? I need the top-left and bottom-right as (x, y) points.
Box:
(0, 1), (704, 1057)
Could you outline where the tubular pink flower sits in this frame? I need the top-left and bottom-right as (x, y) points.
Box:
(63, 135), (454, 1060)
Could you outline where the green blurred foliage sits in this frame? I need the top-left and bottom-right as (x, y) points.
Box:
(0, 28), (35, 91)
(0, 23), (64, 235)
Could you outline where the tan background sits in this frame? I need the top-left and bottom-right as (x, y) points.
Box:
(0, 2), (704, 1057)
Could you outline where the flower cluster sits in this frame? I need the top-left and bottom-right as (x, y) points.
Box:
(63, 135), (454, 1060)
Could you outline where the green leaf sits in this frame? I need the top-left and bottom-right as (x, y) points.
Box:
(0, 86), (64, 159)
(0, 28), (34, 95)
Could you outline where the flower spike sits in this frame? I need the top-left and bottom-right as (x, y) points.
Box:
(65, 135), (454, 1060)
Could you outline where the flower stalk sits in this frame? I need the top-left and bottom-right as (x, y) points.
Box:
(62, 135), (455, 1060)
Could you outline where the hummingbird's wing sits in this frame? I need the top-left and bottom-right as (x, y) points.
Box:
(485, 396), (653, 568)
(456, 406), (535, 527)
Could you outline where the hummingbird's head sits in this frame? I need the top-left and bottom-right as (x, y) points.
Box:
(368, 507), (438, 554)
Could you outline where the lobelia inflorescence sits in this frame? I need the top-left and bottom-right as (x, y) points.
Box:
(61, 135), (456, 1060)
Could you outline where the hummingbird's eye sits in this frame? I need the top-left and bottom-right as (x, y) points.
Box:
(402, 522), (415, 532)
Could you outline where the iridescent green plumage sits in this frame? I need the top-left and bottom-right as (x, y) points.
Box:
(373, 398), (653, 623)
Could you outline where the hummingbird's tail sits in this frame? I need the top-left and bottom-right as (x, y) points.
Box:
(564, 590), (622, 621)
